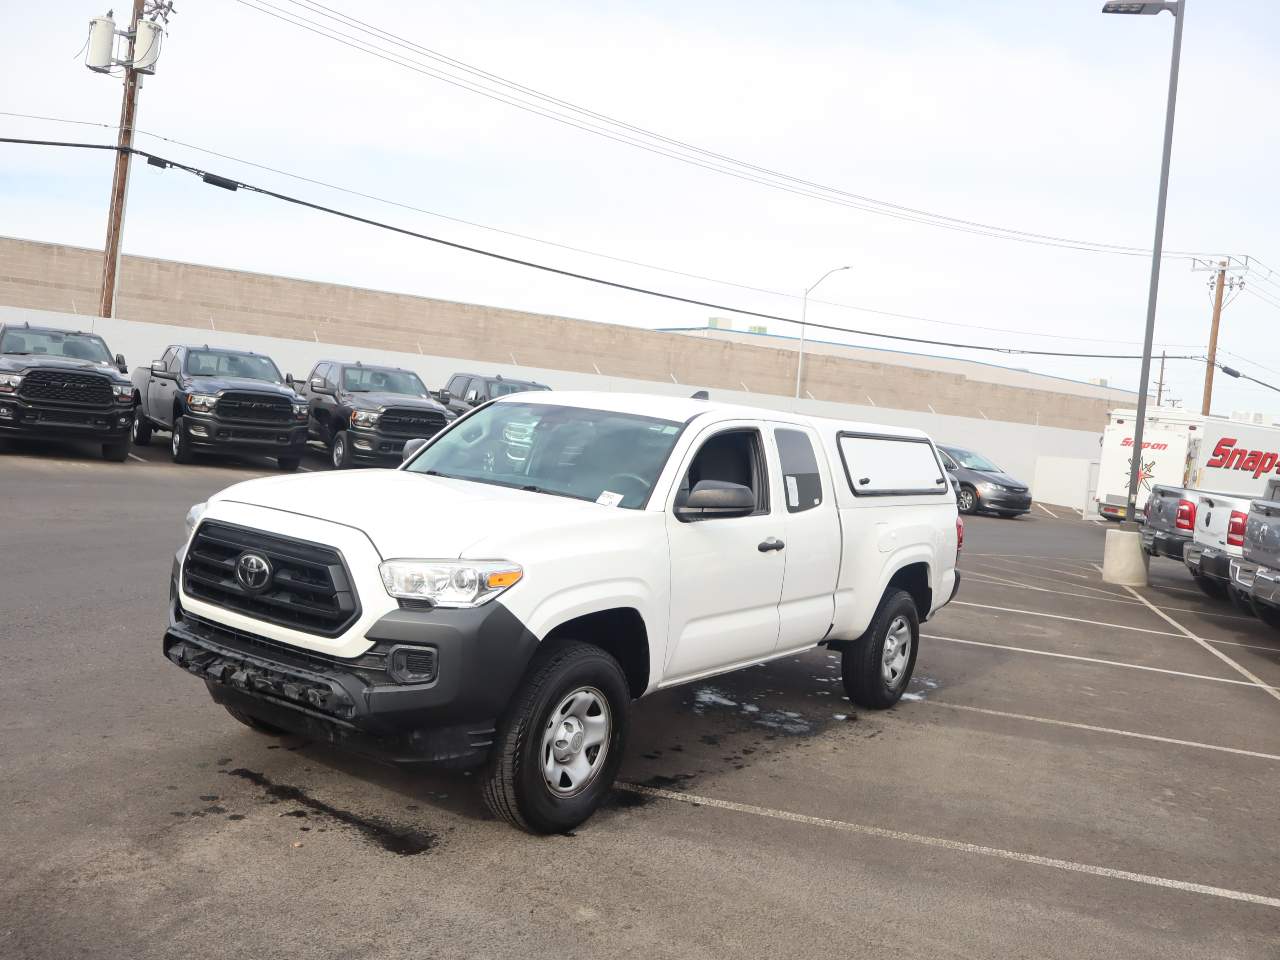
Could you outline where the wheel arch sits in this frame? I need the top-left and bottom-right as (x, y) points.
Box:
(886, 562), (932, 620)
(538, 606), (650, 699)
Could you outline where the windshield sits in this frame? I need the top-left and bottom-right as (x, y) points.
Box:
(1, 329), (113, 363)
(185, 351), (282, 383)
(945, 447), (1001, 472)
(343, 366), (428, 396)
(489, 380), (549, 397)
(406, 402), (682, 509)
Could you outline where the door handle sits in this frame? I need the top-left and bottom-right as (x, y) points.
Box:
(758, 537), (785, 553)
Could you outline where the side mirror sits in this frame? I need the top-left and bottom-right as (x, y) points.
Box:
(434, 389), (452, 404)
(151, 360), (166, 374)
(285, 373), (295, 389)
(675, 480), (756, 522)
(310, 377), (327, 392)
(401, 437), (429, 463)
(115, 353), (128, 375)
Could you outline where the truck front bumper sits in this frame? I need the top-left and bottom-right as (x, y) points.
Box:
(347, 426), (416, 463)
(180, 414), (308, 457)
(1141, 527), (1191, 560)
(163, 571), (539, 766)
(0, 396), (132, 440)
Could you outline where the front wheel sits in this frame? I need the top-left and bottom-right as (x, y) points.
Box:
(842, 588), (920, 709)
(957, 486), (978, 514)
(331, 430), (353, 469)
(131, 415), (152, 446)
(102, 439), (130, 462)
(483, 642), (630, 834)
(171, 416), (193, 464)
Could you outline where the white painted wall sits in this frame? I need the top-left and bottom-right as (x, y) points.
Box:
(1032, 456), (1099, 513)
(1, 304), (1105, 487)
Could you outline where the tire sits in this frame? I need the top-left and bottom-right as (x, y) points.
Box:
(842, 588), (920, 709)
(1189, 570), (1228, 600)
(957, 485), (978, 515)
(277, 456), (300, 472)
(1252, 599), (1280, 630)
(331, 430), (353, 470)
(222, 704), (288, 736)
(131, 414), (152, 446)
(482, 642), (630, 834)
(171, 415), (193, 464)
(102, 440), (130, 462)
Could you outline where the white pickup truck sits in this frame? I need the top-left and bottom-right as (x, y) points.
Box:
(1183, 491), (1254, 607)
(164, 392), (961, 831)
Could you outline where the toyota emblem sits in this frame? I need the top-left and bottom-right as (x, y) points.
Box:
(235, 552), (273, 593)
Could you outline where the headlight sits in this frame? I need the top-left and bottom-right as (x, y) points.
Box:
(379, 560), (522, 608)
(186, 394), (217, 413)
(351, 410), (379, 428)
(0, 373), (21, 394)
(112, 383), (133, 404)
(184, 501), (208, 539)
(292, 402), (309, 421)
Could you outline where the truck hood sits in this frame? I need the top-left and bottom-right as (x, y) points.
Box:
(210, 468), (611, 559)
(185, 375), (298, 396)
(342, 391), (451, 415)
(1, 354), (128, 382)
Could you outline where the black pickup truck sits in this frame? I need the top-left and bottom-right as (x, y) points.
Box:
(439, 372), (550, 418)
(131, 345), (308, 470)
(0, 322), (135, 461)
(296, 360), (454, 468)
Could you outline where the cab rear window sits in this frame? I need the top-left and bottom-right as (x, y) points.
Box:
(837, 432), (947, 497)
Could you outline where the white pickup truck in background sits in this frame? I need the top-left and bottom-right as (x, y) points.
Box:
(163, 392), (961, 832)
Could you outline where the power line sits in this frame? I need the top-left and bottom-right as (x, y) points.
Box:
(226, 0), (1232, 261)
(0, 110), (1210, 351)
(0, 134), (1217, 367)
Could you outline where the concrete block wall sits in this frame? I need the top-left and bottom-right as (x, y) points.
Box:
(1, 235), (1116, 430)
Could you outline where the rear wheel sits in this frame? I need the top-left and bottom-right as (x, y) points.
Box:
(331, 430), (353, 469)
(171, 416), (193, 464)
(842, 588), (919, 709)
(957, 486), (977, 515)
(483, 642), (630, 834)
(102, 439), (130, 462)
(222, 704), (288, 736)
(1190, 570), (1228, 600)
(131, 415), (152, 446)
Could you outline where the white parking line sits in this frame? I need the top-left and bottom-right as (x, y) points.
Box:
(966, 553), (1098, 564)
(297, 466), (314, 472)
(976, 557), (1095, 581)
(961, 571), (1253, 623)
(962, 565), (1128, 599)
(127, 453), (147, 463)
(949, 601), (1182, 638)
(1036, 503), (1059, 519)
(619, 784), (1280, 909)
(922, 634), (1276, 690)
(1123, 587), (1280, 705)
(917, 700), (1280, 762)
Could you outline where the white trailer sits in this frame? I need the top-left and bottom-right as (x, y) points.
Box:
(1096, 408), (1280, 519)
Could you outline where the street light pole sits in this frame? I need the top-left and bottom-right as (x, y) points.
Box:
(1103, 0), (1184, 523)
(794, 265), (850, 400)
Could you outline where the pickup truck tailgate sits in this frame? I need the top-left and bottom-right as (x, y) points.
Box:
(1244, 499), (1280, 569)
(1193, 492), (1250, 555)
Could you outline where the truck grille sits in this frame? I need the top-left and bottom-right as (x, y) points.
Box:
(216, 392), (293, 424)
(19, 369), (114, 406)
(183, 521), (359, 637)
(379, 407), (448, 438)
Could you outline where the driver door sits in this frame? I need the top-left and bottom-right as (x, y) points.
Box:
(662, 423), (786, 682)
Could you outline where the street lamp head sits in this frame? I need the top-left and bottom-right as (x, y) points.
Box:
(1102, 2), (1177, 15)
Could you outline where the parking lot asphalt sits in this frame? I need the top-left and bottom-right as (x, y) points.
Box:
(2, 439), (1278, 960)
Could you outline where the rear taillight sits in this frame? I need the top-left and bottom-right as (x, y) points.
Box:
(1228, 510), (1247, 548)
(956, 516), (964, 556)
(1175, 499), (1196, 531)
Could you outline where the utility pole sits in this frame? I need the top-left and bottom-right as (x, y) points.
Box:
(98, 0), (146, 319)
(1200, 259), (1226, 415)
(1155, 350), (1166, 407)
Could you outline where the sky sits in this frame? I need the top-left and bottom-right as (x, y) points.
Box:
(3, 0), (1280, 415)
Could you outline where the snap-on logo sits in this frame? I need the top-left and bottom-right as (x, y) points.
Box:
(1120, 437), (1168, 450)
(1205, 437), (1280, 479)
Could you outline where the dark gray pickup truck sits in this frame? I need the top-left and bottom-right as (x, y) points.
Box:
(1141, 484), (1197, 560)
(1230, 491), (1280, 629)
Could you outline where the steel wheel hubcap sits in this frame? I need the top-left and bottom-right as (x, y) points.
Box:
(882, 616), (912, 688)
(171, 430), (179, 456)
(333, 438), (343, 465)
(541, 686), (610, 798)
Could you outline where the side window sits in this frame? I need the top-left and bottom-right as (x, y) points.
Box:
(940, 450), (958, 471)
(678, 429), (769, 517)
(447, 375), (466, 395)
(308, 362), (326, 386)
(159, 346), (175, 370)
(775, 428), (823, 513)
(324, 364), (340, 389)
(465, 378), (483, 403)
(167, 348), (182, 374)
(837, 433), (947, 497)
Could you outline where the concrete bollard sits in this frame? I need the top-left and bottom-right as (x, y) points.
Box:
(1101, 528), (1149, 586)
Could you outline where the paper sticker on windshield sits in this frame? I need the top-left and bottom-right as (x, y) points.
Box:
(785, 475), (799, 508)
(596, 491), (624, 507)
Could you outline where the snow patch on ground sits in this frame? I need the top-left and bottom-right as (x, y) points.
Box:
(900, 692), (925, 702)
(693, 687), (738, 710)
